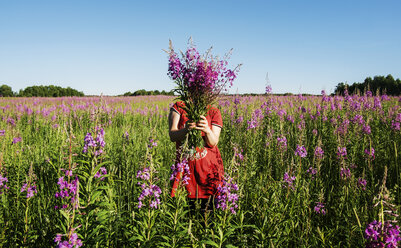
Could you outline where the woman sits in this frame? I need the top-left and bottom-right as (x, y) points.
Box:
(168, 101), (224, 213)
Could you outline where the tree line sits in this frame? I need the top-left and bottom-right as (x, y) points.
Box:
(0, 84), (84, 97)
(334, 74), (401, 96)
(122, 89), (174, 96)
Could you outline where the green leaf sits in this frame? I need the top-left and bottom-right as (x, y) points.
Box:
(203, 240), (219, 247)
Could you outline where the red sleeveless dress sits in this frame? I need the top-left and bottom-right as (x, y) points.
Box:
(170, 101), (224, 199)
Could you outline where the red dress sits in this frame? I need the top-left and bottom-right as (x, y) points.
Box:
(170, 101), (224, 199)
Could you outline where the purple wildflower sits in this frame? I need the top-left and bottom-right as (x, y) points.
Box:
(21, 183), (38, 199)
(337, 147), (347, 160)
(82, 126), (105, 156)
(54, 231), (83, 248)
(12, 137), (22, 144)
(0, 130), (5, 136)
(216, 176), (239, 214)
(314, 202), (326, 215)
(391, 120), (400, 131)
(340, 167), (351, 179)
(170, 160), (190, 185)
(365, 147), (375, 161)
(136, 167), (162, 209)
(358, 178), (367, 191)
(306, 167), (317, 179)
(235, 116), (244, 124)
(233, 147), (244, 162)
(0, 174), (9, 195)
(363, 124), (372, 134)
(94, 167), (107, 181)
(295, 145), (307, 158)
(55, 175), (79, 210)
(312, 129), (318, 136)
(365, 221), (400, 248)
(283, 172), (296, 190)
(136, 168), (150, 181)
(314, 146), (324, 160)
(148, 138), (158, 149)
(277, 136), (287, 152)
(265, 85), (272, 94)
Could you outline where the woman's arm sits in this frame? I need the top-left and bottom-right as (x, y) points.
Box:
(194, 115), (221, 147)
(168, 110), (195, 142)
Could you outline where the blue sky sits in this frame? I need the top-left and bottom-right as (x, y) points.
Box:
(1, 0), (400, 95)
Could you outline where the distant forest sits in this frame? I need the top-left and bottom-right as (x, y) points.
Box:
(334, 74), (401, 96)
(0, 84), (175, 97)
(122, 89), (174, 96)
(0, 85), (84, 97)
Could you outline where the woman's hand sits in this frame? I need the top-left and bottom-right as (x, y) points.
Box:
(194, 115), (212, 134)
(185, 121), (196, 131)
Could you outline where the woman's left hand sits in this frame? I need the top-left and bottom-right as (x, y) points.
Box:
(195, 115), (211, 134)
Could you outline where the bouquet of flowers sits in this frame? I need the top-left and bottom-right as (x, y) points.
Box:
(167, 40), (241, 151)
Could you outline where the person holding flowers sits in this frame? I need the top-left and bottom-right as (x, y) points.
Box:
(166, 40), (240, 213)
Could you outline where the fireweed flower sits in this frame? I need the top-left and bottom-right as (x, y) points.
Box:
(247, 118), (258, 130)
(340, 168), (351, 179)
(363, 124), (372, 134)
(306, 167), (317, 179)
(247, 109), (263, 130)
(365, 220), (401, 248)
(216, 176), (239, 214)
(21, 183), (38, 199)
(136, 168), (150, 181)
(0, 174), (9, 195)
(137, 183), (162, 209)
(12, 137), (22, 144)
(314, 146), (324, 160)
(391, 120), (400, 131)
(297, 120), (306, 130)
(94, 167), (107, 181)
(337, 147), (347, 160)
(82, 126), (105, 156)
(312, 129), (318, 136)
(282, 172), (296, 190)
(235, 116), (244, 124)
(136, 167), (162, 209)
(54, 175), (79, 210)
(54, 231), (83, 248)
(321, 90), (330, 102)
(148, 138), (158, 149)
(277, 136), (287, 152)
(364, 147), (375, 160)
(286, 115), (294, 123)
(233, 96), (241, 105)
(358, 178), (367, 191)
(7, 117), (15, 126)
(170, 160), (190, 185)
(295, 145), (307, 158)
(314, 202), (326, 215)
(233, 147), (244, 162)
(265, 85), (272, 94)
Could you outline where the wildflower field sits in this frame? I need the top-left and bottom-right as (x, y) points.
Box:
(0, 93), (400, 247)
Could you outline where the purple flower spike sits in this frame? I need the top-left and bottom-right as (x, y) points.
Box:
(216, 176), (239, 214)
(0, 174), (9, 195)
(295, 145), (307, 158)
(314, 202), (326, 215)
(283, 172), (296, 190)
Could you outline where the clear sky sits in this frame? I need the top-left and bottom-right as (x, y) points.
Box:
(1, 0), (400, 95)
